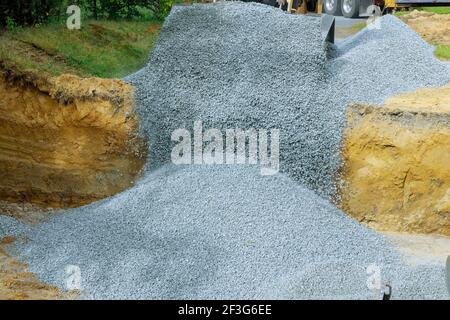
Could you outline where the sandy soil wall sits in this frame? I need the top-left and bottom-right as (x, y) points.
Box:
(340, 85), (450, 235)
(0, 70), (146, 209)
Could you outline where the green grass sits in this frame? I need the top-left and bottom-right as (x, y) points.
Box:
(395, 6), (450, 16)
(393, 10), (411, 17)
(0, 19), (162, 78)
(421, 7), (450, 14)
(435, 44), (450, 60)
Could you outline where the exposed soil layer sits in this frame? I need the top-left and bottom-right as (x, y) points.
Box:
(340, 85), (450, 235)
(0, 201), (54, 225)
(0, 69), (146, 210)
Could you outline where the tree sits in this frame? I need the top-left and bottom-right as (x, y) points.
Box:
(0, 0), (173, 28)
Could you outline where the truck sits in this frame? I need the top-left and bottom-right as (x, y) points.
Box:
(323, 0), (450, 18)
(254, 0), (450, 18)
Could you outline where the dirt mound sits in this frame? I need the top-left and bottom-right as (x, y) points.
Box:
(0, 68), (146, 211)
(399, 11), (450, 45)
(340, 84), (450, 235)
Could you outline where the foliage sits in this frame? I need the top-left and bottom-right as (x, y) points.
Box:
(0, 19), (162, 77)
(0, 0), (173, 27)
(435, 45), (450, 61)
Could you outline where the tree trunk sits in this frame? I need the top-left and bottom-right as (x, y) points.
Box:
(92, 0), (98, 19)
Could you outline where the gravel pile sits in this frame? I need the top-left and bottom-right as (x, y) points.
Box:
(125, 3), (450, 197)
(9, 166), (450, 299)
(0, 216), (29, 239)
(2, 2), (450, 299)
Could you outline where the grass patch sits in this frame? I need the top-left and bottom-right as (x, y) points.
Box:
(395, 6), (450, 16)
(422, 7), (450, 14)
(0, 19), (162, 78)
(394, 10), (411, 17)
(435, 44), (450, 61)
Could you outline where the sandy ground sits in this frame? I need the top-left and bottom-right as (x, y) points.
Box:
(399, 11), (450, 45)
(0, 203), (77, 300)
(384, 232), (450, 267)
(0, 237), (77, 300)
(0, 201), (55, 225)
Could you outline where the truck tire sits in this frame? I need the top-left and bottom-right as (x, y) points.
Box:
(324, 0), (342, 16)
(341, 0), (360, 18)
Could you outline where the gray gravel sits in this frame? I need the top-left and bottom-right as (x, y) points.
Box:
(0, 215), (29, 239)
(2, 2), (450, 299)
(9, 166), (450, 299)
(127, 3), (449, 197)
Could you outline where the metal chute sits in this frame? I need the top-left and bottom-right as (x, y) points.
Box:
(321, 13), (336, 44)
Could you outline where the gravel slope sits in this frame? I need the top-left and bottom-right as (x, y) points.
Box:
(2, 3), (450, 299)
(127, 3), (449, 197)
(9, 165), (450, 299)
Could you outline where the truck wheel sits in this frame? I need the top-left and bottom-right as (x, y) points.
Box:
(341, 0), (360, 18)
(324, 0), (342, 16)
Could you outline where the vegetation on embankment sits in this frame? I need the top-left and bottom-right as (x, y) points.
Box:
(0, 19), (162, 78)
(394, 6), (450, 16)
(421, 6), (450, 14)
(435, 45), (450, 61)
